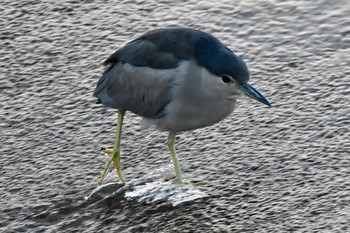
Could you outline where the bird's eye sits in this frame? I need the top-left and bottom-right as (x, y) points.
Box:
(221, 75), (231, 84)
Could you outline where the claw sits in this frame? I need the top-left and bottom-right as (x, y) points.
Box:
(101, 148), (113, 155)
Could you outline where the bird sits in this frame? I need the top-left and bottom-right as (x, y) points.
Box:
(93, 27), (271, 185)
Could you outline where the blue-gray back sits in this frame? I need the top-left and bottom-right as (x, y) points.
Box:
(104, 28), (249, 82)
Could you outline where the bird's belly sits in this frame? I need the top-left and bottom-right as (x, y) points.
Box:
(143, 98), (237, 132)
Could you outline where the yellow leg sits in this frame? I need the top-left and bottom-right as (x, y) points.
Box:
(167, 132), (183, 183)
(167, 132), (204, 185)
(98, 109), (126, 185)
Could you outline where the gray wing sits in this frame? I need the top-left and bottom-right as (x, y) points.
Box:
(93, 61), (174, 118)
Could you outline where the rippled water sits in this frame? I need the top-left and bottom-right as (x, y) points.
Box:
(1, 0), (350, 232)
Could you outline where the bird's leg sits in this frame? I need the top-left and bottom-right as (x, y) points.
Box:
(167, 132), (184, 183)
(167, 132), (204, 186)
(98, 109), (126, 185)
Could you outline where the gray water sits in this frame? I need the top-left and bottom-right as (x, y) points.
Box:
(1, 0), (350, 232)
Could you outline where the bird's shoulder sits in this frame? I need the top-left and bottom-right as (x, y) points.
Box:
(103, 28), (225, 70)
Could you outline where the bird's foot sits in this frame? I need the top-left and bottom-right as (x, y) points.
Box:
(98, 147), (126, 185)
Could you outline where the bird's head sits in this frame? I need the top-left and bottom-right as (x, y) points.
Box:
(194, 34), (271, 107)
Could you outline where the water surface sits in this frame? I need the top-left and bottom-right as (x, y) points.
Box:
(1, 0), (349, 232)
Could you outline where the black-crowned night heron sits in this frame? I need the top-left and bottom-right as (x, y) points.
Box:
(94, 28), (271, 185)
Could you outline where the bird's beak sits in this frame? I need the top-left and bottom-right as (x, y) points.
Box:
(238, 83), (271, 107)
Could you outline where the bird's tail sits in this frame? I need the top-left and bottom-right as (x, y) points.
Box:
(93, 65), (116, 108)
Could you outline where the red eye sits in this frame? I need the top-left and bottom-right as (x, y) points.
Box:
(221, 75), (231, 83)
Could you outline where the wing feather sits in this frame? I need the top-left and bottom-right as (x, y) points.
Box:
(93, 62), (175, 118)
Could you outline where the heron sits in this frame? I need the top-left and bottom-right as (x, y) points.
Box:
(93, 28), (271, 185)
